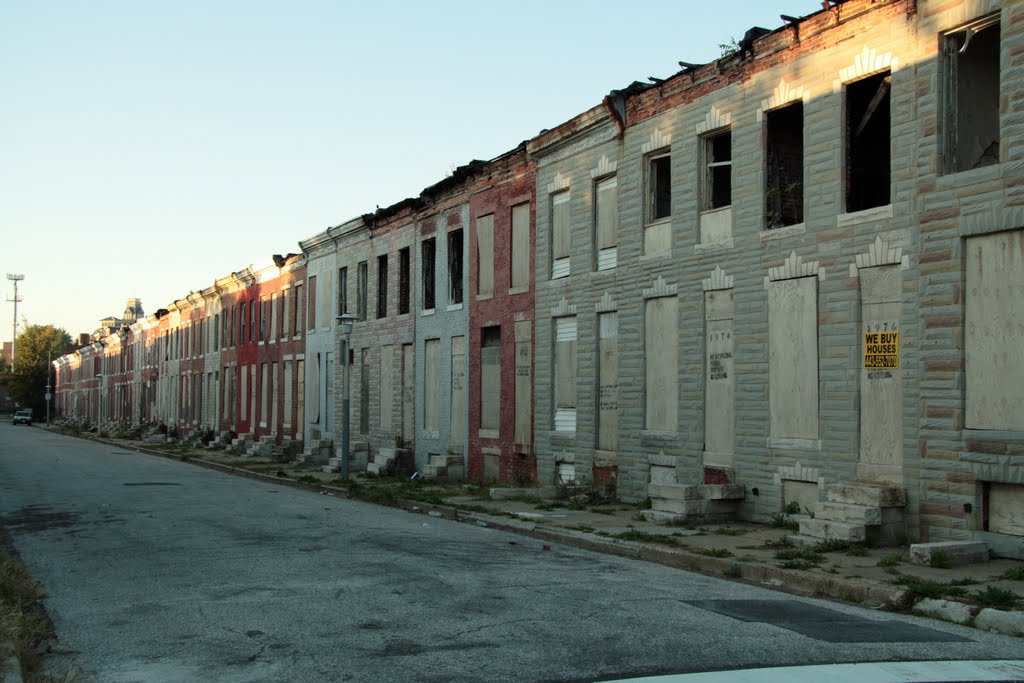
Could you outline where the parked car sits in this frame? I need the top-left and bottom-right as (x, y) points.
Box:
(12, 410), (32, 426)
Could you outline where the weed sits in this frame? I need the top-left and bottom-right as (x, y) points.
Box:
(715, 527), (746, 536)
(814, 539), (864, 554)
(972, 586), (1022, 610)
(769, 513), (799, 530)
(774, 547), (823, 570)
(762, 536), (794, 550)
(841, 591), (864, 604)
(892, 577), (965, 602)
(297, 475), (322, 485)
(783, 501), (802, 515)
(949, 577), (979, 586)
(588, 507), (615, 516)
(877, 553), (903, 568)
(610, 530), (678, 546)
(723, 563), (742, 578)
(929, 551), (952, 569)
(780, 559), (818, 570)
(699, 548), (734, 558)
(0, 552), (55, 679)
(565, 525), (595, 533)
(1001, 567), (1024, 581)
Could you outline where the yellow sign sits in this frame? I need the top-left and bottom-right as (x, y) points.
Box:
(864, 331), (899, 369)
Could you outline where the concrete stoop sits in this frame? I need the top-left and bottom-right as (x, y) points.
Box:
(642, 483), (746, 525)
(204, 431), (233, 450)
(792, 482), (907, 546)
(299, 438), (333, 465)
(367, 447), (398, 476)
(246, 435), (277, 458)
(422, 454), (465, 481)
(909, 541), (990, 566)
(225, 433), (253, 455)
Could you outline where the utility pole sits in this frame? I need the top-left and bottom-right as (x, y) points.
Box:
(6, 273), (24, 372)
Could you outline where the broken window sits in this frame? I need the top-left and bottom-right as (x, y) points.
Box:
(551, 191), (570, 279)
(307, 276), (317, 331)
(476, 214), (494, 297)
(647, 153), (671, 222)
(376, 254), (388, 319)
(240, 302), (247, 344)
(399, 247), (411, 315)
(765, 103), (804, 228)
(704, 130), (731, 210)
(944, 16), (1000, 174)
(421, 239), (435, 311)
(846, 70), (891, 213)
(357, 261), (367, 320)
(448, 229), (463, 304)
(338, 267), (348, 316)
(511, 202), (530, 289)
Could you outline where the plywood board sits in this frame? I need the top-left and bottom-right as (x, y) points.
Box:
(768, 277), (818, 439)
(645, 297), (678, 431)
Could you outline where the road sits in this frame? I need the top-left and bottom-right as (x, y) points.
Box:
(1, 422), (1022, 683)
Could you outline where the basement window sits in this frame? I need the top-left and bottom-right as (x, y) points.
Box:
(944, 16), (1000, 174)
(647, 153), (671, 222)
(421, 239), (435, 311)
(703, 130), (731, 210)
(448, 229), (463, 305)
(765, 103), (804, 228)
(376, 254), (388, 319)
(845, 70), (891, 213)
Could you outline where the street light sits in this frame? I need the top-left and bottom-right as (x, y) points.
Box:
(336, 313), (358, 480)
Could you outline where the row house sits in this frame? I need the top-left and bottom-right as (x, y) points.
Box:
(53, 0), (1024, 556)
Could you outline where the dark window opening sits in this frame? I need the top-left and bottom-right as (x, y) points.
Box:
(259, 299), (267, 341)
(376, 254), (388, 319)
(338, 267), (348, 315)
(705, 131), (732, 210)
(648, 154), (671, 221)
(240, 302), (246, 345)
(765, 102), (804, 228)
(251, 297), (258, 341)
(357, 261), (367, 320)
(422, 239), (435, 310)
(846, 70), (891, 213)
(398, 248), (411, 315)
(945, 18), (1000, 174)
(448, 229), (463, 304)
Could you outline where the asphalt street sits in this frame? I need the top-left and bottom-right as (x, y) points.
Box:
(1, 422), (1022, 683)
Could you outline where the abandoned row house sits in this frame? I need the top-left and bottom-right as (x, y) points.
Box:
(53, 0), (1024, 557)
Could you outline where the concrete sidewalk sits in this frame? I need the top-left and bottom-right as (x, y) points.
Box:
(48, 427), (1024, 639)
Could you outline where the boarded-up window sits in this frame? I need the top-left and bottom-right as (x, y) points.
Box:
(595, 177), (617, 271)
(240, 302), (247, 345)
(511, 202), (530, 289)
(357, 262), (367, 320)
(647, 153), (671, 222)
(766, 103), (803, 228)
(295, 359), (304, 434)
(554, 316), (577, 433)
(476, 215), (494, 297)
(598, 312), (618, 451)
(424, 339), (440, 432)
(338, 267), (348, 315)
(645, 297), (678, 431)
(309, 353), (320, 424)
(481, 326), (501, 432)
(399, 247), (411, 315)
(966, 230), (1024, 430)
(380, 344), (393, 429)
(283, 361), (292, 428)
(308, 276), (317, 330)
(294, 283), (303, 335)
(376, 255), (388, 319)
(402, 344), (414, 441)
(260, 297), (268, 341)
(514, 321), (532, 447)
(551, 191), (570, 279)
(704, 130), (731, 210)
(260, 363), (268, 427)
(768, 277), (819, 439)
(421, 239), (435, 310)
(986, 483), (1024, 536)
(944, 17), (1000, 174)
(448, 229), (464, 304)
(271, 363), (278, 428)
(846, 70), (891, 213)
(450, 336), (466, 447)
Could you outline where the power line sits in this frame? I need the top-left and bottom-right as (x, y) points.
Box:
(6, 274), (24, 372)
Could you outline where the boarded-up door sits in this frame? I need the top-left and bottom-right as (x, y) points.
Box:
(514, 321), (532, 448)
(450, 336), (466, 448)
(402, 344), (414, 442)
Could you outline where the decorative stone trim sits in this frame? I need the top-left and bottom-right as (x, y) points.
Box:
(702, 265), (734, 292)
(514, 311), (528, 322)
(643, 275), (678, 299)
(647, 450), (676, 467)
(772, 460), (826, 487)
(641, 128), (672, 154)
(590, 155), (618, 179)
(547, 172), (570, 195)
(551, 296), (577, 318)
(833, 46), (899, 93)
(764, 250), (825, 288)
(756, 79), (808, 121)
(696, 105), (731, 135)
(849, 235), (910, 277)
(595, 291), (617, 313)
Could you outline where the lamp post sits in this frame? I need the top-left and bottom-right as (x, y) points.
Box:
(45, 350), (51, 426)
(336, 313), (357, 480)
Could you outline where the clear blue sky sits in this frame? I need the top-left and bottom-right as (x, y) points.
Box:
(1, 0), (825, 342)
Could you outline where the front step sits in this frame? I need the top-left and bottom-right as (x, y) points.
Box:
(798, 517), (867, 543)
(645, 482), (746, 525)
(793, 481), (907, 547)
(816, 501), (882, 525)
(826, 483), (906, 507)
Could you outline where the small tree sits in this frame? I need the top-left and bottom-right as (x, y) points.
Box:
(10, 324), (72, 417)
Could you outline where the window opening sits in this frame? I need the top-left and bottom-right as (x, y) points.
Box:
(846, 70), (891, 213)
(421, 239), (435, 310)
(765, 103), (804, 228)
(448, 229), (463, 304)
(648, 153), (671, 222)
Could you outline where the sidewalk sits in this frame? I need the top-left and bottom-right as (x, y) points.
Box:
(50, 427), (1024, 639)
